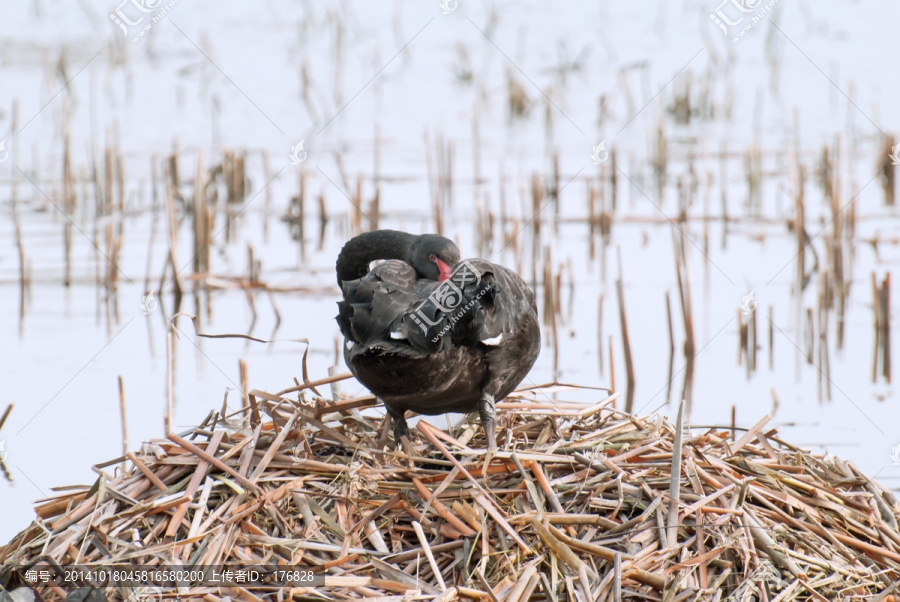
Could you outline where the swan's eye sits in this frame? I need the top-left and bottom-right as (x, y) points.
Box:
(429, 254), (437, 261)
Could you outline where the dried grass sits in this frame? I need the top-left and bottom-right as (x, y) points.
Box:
(1, 380), (898, 600)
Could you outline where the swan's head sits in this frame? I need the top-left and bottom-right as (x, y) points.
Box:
(409, 234), (460, 281)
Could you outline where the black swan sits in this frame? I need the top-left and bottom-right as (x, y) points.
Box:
(335, 229), (540, 449)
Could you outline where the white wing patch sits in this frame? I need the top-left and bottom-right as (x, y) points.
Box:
(345, 340), (354, 351)
(389, 330), (406, 340)
(481, 334), (503, 346)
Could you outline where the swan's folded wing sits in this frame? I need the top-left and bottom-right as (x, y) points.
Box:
(337, 260), (417, 345)
(336, 260), (453, 355)
(449, 258), (537, 347)
(400, 291), (453, 354)
(335, 258), (537, 356)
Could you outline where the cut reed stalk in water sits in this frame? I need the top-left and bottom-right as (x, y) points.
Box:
(615, 248), (635, 413)
(369, 185), (380, 231)
(0, 404), (12, 483)
(804, 307), (814, 365)
(117, 375), (128, 459)
(587, 184), (596, 260)
(0, 405), (12, 434)
(62, 126), (73, 289)
(880, 134), (896, 207)
(13, 207), (28, 328)
(672, 229), (695, 409)
(161, 164), (183, 305)
(167, 147), (180, 199)
(317, 191), (328, 249)
(610, 147), (617, 213)
(872, 272), (892, 383)
(540, 246), (560, 379)
(550, 152), (560, 222)
(750, 295), (758, 373)
(530, 173), (542, 286)
(664, 292), (674, 402)
(653, 119), (667, 199)
(884, 272), (892, 383)
(745, 143), (762, 214)
(298, 170), (307, 258)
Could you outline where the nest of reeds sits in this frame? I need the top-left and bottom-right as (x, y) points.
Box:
(2, 379), (899, 601)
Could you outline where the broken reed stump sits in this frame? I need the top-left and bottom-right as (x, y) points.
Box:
(872, 271), (892, 383)
(1, 380), (899, 600)
(615, 248), (635, 414)
(880, 134), (896, 207)
(0, 404), (12, 484)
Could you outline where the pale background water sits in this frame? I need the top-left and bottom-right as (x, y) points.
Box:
(1, 0), (899, 541)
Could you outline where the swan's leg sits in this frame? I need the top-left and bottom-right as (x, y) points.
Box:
(478, 393), (497, 450)
(385, 404), (410, 448)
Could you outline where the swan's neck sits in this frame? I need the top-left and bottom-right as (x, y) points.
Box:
(336, 230), (414, 284)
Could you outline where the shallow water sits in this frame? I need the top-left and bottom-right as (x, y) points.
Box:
(1, 0), (900, 541)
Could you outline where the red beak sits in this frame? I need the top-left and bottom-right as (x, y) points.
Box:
(436, 259), (453, 282)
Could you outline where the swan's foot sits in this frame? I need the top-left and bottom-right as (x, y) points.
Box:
(386, 405), (410, 449)
(479, 393), (497, 451)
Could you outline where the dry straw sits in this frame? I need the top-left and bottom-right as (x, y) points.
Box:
(1, 378), (898, 600)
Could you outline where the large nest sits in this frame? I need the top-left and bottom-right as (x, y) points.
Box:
(2, 377), (899, 600)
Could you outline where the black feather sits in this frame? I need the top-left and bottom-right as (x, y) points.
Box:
(335, 230), (540, 448)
